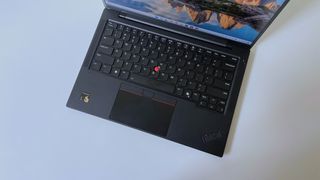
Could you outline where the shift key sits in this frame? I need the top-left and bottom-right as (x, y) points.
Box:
(95, 53), (115, 65)
(206, 87), (228, 100)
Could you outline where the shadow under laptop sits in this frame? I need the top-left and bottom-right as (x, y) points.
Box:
(224, 47), (257, 155)
(255, 0), (318, 46)
(224, 0), (318, 155)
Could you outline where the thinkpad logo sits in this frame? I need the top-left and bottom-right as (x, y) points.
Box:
(202, 130), (223, 144)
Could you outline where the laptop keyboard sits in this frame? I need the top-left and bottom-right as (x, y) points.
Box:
(90, 20), (239, 113)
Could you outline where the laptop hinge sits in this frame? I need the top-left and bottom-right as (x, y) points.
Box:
(118, 13), (232, 49)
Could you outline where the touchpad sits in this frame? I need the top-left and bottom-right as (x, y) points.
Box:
(110, 85), (176, 137)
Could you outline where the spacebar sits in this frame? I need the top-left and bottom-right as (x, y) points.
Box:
(129, 74), (175, 94)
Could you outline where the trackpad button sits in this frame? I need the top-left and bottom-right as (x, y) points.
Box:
(110, 87), (175, 137)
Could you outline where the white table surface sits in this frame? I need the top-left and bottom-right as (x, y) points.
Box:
(1, 1), (320, 180)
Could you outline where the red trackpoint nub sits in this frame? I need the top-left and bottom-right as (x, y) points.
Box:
(154, 66), (160, 72)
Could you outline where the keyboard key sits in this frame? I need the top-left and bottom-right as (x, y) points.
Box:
(111, 68), (121, 77)
(147, 33), (153, 39)
(95, 53), (115, 65)
(216, 105), (225, 113)
(120, 70), (130, 80)
(176, 68), (185, 76)
(131, 54), (140, 63)
(167, 65), (176, 74)
(123, 42), (132, 51)
(186, 61), (195, 70)
(148, 40), (157, 49)
(214, 69), (223, 78)
(122, 62), (133, 71)
(130, 36), (139, 44)
(193, 54), (202, 62)
(218, 100), (226, 106)
(195, 64), (204, 73)
(114, 40), (123, 48)
(203, 56), (211, 65)
(153, 35), (160, 41)
(212, 59), (221, 67)
(177, 59), (186, 67)
(186, 71), (195, 79)
(157, 43), (166, 52)
(192, 92), (200, 102)
(206, 87), (228, 100)
(195, 74), (204, 82)
(168, 75), (178, 84)
(187, 81), (197, 90)
(159, 62), (167, 71)
(159, 73), (169, 81)
(122, 33), (131, 42)
(113, 49), (123, 58)
(177, 78), (187, 87)
(204, 76), (214, 85)
(200, 94), (209, 102)
(129, 74), (175, 93)
(101, 64), (112, 74)
(223, 63), (236, 71)
(141, 57), (149, 66)
(208, 104), (216, 111)
(141, 48), (150, 56)
(132, 64), (142, 73)
(175, 87), (184, 96)
(101, 37), (114, 46)
(213, 79), (231, 90)
(125, 26), (131, 33)
(105, 28), (113, 36)
(107, 21), (117, 28)
(140, 67), (151, 76)
(224, 72), (233, 81)
(209, 97), (217, 105)
(197, 84), (206, 93)
(199, 101), (207, 108)
(117, 24), (124, 31)
(166, 46), (175, 54)
(174, 49), (184, 57)
(113, 31), (122, 39)
(150, 50), (159, 59)
(121, 52), (131, 61)
(98, 45), (113, 55)
(140, 38), (148, 47)
(132, 45), (141, 54)
(113, 59), (124, 68)
(204, 66), (214, 75)
(90, 61), (101, 71)
(149, 59), (158, 67)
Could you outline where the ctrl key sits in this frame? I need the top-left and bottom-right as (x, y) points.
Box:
(90, 61), (101, 71)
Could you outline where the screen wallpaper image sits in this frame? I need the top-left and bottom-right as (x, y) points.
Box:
(107, 0), (286, 44)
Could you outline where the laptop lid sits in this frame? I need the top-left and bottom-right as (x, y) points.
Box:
(104, 0), (289, 47)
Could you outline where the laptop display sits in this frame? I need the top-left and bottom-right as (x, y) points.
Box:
(106, 0), (287, 45)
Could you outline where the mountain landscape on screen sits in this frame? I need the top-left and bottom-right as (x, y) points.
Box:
(108, 0), (285, 43)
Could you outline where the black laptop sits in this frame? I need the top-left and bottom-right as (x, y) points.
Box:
(67, 0), (289, 157)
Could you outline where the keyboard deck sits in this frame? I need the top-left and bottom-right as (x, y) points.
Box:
(89, 20), (239, 113)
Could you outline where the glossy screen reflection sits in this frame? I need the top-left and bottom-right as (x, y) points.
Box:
(107, 0), (286, 44)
